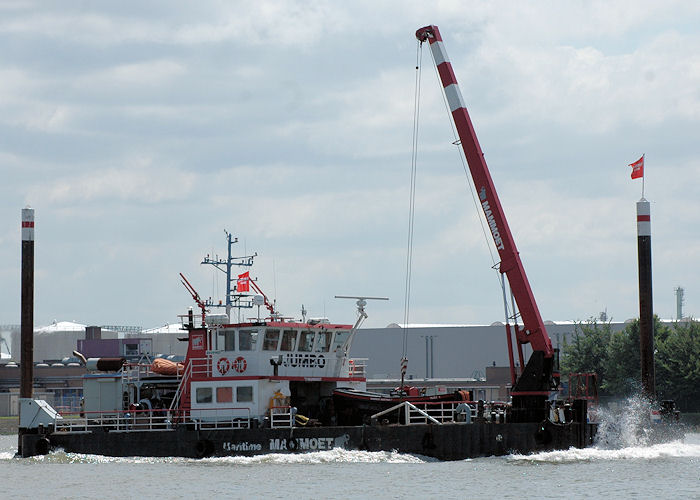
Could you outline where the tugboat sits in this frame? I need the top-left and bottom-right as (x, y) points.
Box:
(18, 281), (594, 459)
(17, 25), (597, 460)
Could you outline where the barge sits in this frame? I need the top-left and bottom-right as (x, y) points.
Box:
(18, 296), (595, 459)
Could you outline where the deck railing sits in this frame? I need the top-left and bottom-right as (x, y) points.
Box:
(348, 358), (367, 378)
(269, 405), (294, 428)
(168, 360), (192, 413)
(54, 406), (252, 433)
(371, 401), (508, 425)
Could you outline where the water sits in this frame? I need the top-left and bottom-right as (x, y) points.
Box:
(2, 433), (698, 499)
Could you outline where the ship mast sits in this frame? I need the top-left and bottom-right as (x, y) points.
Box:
(201, 231), (257, 322)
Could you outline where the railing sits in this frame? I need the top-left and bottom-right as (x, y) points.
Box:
(348, 358), (367, 378)
(269, 405), (294, 428)
(55, 406), (252, 433)
(370, 401), (508, 425)
(121, 362), (154, 386)
(190, 357), (211, 378)
(188, 407), (252, 430)
(55, 408), (174, 433)
(408, 401), (475, 424)
(168, 361), (192, 413)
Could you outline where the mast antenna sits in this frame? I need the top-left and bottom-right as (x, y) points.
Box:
(200, 230), (257, 321)
(335, 295), (389, 330)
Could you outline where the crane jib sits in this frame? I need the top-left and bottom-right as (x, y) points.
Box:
(416, 25), (553, 360)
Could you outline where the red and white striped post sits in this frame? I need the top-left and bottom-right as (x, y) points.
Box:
(636, 199), (655, 398)
(20, 207), (35, 399)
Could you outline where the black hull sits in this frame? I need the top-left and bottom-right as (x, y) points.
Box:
(22, 421), (596, 460)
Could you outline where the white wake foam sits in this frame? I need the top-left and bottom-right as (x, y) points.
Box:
(17, 447), (428, 465)
(508, 438), (700, 463)
(508, 392), (698, 464)
(593, 394), (665, 449)
(200, 448), (429, 465)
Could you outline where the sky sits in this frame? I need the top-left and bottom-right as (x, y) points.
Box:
(1, 1), (699, 330)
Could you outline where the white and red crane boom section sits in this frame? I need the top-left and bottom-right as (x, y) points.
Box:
(416, 25), (553, 359)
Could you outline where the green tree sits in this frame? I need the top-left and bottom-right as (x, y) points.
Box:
(561, 316), (681, 401)
(561, 319), (612, 394)
(603, 317), (671, 397)
(656, 320), (700, 411)
(602, 321), (640, 396)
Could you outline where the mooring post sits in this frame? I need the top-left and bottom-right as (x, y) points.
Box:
(18, 207), (35, 456)
(20, 207), (35, 399)
(636, 199), (655, 398)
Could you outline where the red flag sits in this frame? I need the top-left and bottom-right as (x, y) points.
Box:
(629, 155), (644, 179)
(237, 271), (250, 292)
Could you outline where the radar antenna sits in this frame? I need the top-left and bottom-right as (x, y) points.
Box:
(334, 295), (389, 330)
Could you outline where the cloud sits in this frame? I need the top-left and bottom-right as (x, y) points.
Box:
(26, 160), (196, 205)
(77, 59), (186, 89)
(0, 2), (351, 48)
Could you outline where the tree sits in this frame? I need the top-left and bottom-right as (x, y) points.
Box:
(561, 319), (612, 394)
(656, 319), (700, 411)
(561, 316), (685, 402)
(602, 317), (672, 398)
(602, 320), (640, 396)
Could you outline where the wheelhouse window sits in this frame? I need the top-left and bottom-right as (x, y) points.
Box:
(216, 386), (233, 403)
(196, 387), (212, 404)
(280, 330), (297, 351)
(219, 330), (235, 351)
(239, 329), (258, 351)
(315, 331), (332, 352)
(298, 330), (315, 352)
(236, 386), (253, 403)
(332, 330), (351, 352)
(263, 329), (280, 351)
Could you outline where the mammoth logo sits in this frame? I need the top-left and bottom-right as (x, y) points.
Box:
(217, 357), (231, 376)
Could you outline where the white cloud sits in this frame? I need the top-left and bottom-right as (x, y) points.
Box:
(77, 60), (187, 89)
(27, 160), (196, 205)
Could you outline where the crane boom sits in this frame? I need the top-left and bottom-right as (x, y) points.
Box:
(416, 25), (553, 358)
(416, 26), (555, 404)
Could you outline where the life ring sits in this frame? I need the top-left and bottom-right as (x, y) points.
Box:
(287, 437), (298, 451)
(35, 437), (51, 455)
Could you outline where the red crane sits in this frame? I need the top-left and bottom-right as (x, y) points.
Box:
(416, 25), (555, 416)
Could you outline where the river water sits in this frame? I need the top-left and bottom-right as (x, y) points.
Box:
(1, 431), (698, 499)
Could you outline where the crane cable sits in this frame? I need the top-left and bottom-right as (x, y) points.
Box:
(402, 41), (423, 360)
